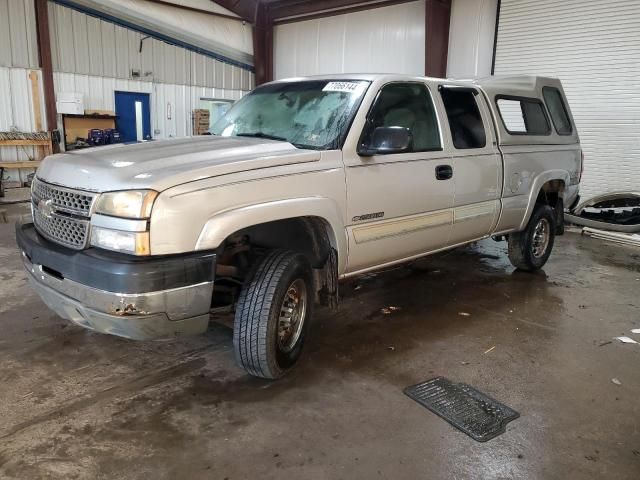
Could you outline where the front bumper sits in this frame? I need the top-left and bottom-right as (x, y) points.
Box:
(17, 222), (216, 340)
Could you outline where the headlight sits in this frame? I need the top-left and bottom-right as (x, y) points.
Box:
(90, 227), (150, 255)
(95, 190), (157, 219)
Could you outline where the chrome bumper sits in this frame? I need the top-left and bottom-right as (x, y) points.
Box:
(23, 253), (214, 340)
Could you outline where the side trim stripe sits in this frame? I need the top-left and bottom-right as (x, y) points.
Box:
(353, 210), (452, 244)
(453, 200), (497, 223)
(351, 200), (498, 244)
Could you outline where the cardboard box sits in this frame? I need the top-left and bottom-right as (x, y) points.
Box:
(192, 109), (211, 135)
(57, 102), (84, 115)
(57, 92), (83, 104)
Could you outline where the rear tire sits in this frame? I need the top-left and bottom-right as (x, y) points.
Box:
(233, 250), (314, 379)
(508, 204), (556, 271)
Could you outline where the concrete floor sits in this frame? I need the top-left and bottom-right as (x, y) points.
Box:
(1, 205), (639, 479)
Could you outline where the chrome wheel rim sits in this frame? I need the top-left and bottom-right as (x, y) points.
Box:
(277, 279), (307, 353)
(532, 218), (550, 258)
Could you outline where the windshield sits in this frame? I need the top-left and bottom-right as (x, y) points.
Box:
(210, 80), (370, 150)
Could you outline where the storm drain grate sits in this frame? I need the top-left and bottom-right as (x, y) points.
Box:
(404, 377), (519, 442)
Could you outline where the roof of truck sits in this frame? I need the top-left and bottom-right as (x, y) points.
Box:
(273, 73), (558, 88)
(272, 73), (566, 98)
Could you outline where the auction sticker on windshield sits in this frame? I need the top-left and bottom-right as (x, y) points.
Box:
(322, 81), (366, 94)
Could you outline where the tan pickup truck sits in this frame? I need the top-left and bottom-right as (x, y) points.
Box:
(17, 74), (581, 378)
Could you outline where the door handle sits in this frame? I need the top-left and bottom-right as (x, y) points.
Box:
(435, 165), (453, 180)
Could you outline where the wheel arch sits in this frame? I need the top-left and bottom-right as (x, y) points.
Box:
(196, 197), (347, 274)
(518, 170), (568, 231)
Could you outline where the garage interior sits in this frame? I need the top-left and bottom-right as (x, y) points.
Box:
(1, 0), (639, 479)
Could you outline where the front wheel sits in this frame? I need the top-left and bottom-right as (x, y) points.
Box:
(508, 205), (556, 271)
(233, 250), (314, 379)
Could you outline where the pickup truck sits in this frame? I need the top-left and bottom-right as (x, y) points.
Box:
(16, 74), (581, 379)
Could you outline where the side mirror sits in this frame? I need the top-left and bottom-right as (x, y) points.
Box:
(358, 126), (413, 157)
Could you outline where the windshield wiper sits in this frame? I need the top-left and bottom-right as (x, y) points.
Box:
(236, 132), (288, 142)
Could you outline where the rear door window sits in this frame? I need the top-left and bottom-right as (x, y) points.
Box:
(543, 87), (572, 135)
(496, 97), (551, 135)
(440, 88), (487, 149)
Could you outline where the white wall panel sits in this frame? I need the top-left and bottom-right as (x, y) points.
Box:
(0, 68), (13, 130)
(48, 2), (253, 91)
(494, 0), (640, 198)
(0, 0), (39, 69)
(86, 16), (104, 76)
(115, 25), (130, 79)
(128, 30), (143, 76)
(0, 67), (45, 183)
(101, 21), (117, 78)
(447, 0), (498, 78)
(0, 1), (13, 67)
(53, 4), (76, 73)
(274, 1), (426, 79)
(85, 0), (253, 61)
(23, 0), (39, 69)
(0, 68), (44, 133)
(52, 71), (245, 141)
(72, 9), (90, 74)
(316, 16), (347, 75)
(164, 44), (178, 85)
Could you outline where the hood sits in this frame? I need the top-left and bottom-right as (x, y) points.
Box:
(36, 136), (320, 192)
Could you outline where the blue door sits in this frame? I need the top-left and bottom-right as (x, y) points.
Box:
(114, 91), (151, 143)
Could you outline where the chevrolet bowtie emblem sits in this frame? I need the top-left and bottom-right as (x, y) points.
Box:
(38, 198), (55, 219)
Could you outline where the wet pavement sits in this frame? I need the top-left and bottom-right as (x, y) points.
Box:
(1, 207), (639, 479)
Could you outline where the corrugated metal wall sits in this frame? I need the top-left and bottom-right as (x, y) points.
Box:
(0, 67), (46, 184)
(0, 0), (40, 184)
(447, 0), (498, 78)
(0, 0), (255, 188)
(0, 0), (39, 69)
(494, 0), (640, 198)
(273, 1), (426, 79)
(53, 71), (246, 138)
(48, 2), (253, 91)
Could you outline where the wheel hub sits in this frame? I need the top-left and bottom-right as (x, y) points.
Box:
(277, 279), (307, 353)
(532, 218), (550, 258)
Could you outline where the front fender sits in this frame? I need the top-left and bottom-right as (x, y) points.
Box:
(195, 197), (348, 274)
(518, 169), (570, 230)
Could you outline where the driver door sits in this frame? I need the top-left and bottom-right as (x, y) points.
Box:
(344, 82), (455, 274)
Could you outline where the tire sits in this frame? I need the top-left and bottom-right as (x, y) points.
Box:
(233, 250), (314, 379)
(508, 204), (556, 271)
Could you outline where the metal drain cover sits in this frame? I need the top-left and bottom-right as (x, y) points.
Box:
(404, 377), (519, 442)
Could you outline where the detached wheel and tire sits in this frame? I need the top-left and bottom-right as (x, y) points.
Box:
(508, 204), (556, 271)
(233, 250), (314, 379)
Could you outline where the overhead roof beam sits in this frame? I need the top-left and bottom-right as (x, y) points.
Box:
(148, 0), (249, 23)
(268, 0), (416, 23)
(211, 0), (259, 22)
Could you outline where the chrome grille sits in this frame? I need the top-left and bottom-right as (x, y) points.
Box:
(32, 177), (96, 216)
(31, 177), (96, 250)
(33, 208), (89, 249)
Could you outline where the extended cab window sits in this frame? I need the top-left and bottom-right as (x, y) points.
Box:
(439, 88), (486, 149)
(543, 87), (572, 135)
(496, 97), (551, 135)
(361, 83), (441, 152)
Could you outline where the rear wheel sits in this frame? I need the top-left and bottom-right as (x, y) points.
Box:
(233, 250), (313, 379)
(508, 204), (556, 271)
